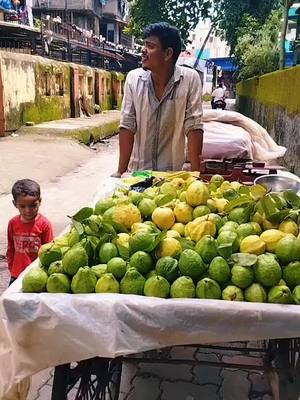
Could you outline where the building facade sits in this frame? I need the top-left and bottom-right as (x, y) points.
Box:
(32, 0), (132, 47)
(187, 20), (230, 94)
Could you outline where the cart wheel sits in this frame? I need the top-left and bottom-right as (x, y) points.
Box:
(52, 357), (122, 400)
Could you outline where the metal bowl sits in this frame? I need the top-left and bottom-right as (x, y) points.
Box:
(254, 174), (300, 193)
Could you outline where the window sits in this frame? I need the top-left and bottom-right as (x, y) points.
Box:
(107, 23), (115, 42)
(43, 72), (51, 96)
(79, 75), (84, 96)
(87, 76), (93, 95)
(55, 73), (64, 96)
(106, 78), (110, 94)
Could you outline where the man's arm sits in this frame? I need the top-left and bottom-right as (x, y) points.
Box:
(184, 70), (203, 172)
(112, 72), (136, 177)
(187, 129), (203, 172)
(112, 128), (134, 177)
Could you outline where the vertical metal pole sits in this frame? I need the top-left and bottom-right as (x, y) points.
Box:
(51, 364), (70, 400)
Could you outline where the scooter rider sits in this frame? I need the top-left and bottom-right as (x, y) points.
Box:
(211, 82), (226, 109)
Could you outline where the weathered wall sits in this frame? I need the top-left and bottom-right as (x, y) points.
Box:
(112, 71), (125, 110)
(236, 66), (300, 176)
(0, 51), (126, 134)
(0, 52), (71, 130)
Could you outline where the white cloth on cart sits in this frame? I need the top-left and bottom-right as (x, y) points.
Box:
(202, 110), (287, 161)
(2, 267), (300, 397)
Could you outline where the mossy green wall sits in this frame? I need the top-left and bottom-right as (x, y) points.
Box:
(236, 66), (300, 176)
(1, 51), (125, 131)
(237, 66), (300, 115)
(23, 62), (71, 124)
(111, 71), (125, 110)
(99, 70), (113, 110)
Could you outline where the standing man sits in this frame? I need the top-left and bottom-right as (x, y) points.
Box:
(112, 22), (203, 176)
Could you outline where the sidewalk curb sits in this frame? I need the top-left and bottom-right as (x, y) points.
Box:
(15, 112), (120, 145)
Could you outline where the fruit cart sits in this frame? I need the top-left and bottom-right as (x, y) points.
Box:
(1, 169), (300, 400)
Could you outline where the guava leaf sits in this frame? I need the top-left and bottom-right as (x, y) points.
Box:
(101, 223), (117, 237)
(224, 196), (254, 213)
(270, 193), (286, 210)
(72, 220), (84, 235)
(239, 185), (251, 195)
(155, 194), (174, 206)
(217, 243), (233, 259)
(146, 231), (166, 252)
(95, 233), (110, 251)
(261, 195), (279, 217)
(283, 190), (300, 209)
(176, 237), (195, 250)
(267, 210), (290, 224)
(71, 207), (94, 222)
(250, 184), (268, 200)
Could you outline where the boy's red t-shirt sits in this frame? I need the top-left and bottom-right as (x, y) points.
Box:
(6, 214), (54, 278)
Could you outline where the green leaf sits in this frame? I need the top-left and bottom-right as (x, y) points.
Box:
(96, 233), (110, 251)
(231, 253), (257, 266)
(155, 194), (174, 206)
(260, 195), (279, 217)
(283, 190), (300, 209)
(71, 207), (94, 222)
(267, 210), (290, 224)
(250, 184), (268, 200)
(87, 236), (100, 251)
(176, 237), (195, 250)
(146, 231), (166, 253)
(73, 220), (84, 235)
(101, 223), (117, 237)
(224, 195), (254, 213)
(239, 185), (251, 195)
(270, 193), (286, 210)
(217, 244), (233, 259)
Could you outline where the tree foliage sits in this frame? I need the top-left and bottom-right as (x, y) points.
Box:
(213, 0), (280, 54)
(125, 0), (212, 46)
(234, 11), (282, 80)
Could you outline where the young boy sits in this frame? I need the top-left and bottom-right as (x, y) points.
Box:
(6, 179), (54, 284)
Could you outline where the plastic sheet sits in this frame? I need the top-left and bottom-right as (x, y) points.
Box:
(202, 110), (287, 161)
(2, 284), (300, 397)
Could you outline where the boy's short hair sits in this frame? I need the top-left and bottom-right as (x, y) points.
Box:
(143, 22), (182, 65)
(12, 179), (41, 201)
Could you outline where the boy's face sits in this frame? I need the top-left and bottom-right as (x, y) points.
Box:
(142, 36), (174, 71)
(13, 195), (41, 222)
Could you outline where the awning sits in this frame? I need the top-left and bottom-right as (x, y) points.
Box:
(209, 57), (237, 72)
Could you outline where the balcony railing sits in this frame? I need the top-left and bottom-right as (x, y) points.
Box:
(33, 0), (101, 16)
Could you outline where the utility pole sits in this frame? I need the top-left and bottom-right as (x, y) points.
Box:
(65, 0), (71, 61)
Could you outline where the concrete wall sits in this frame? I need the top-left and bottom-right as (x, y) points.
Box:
(111, 71), (125, 110)
(236, 66), (300, 176)
(0, 52), (71, 131)
(0, 51), (125, 134)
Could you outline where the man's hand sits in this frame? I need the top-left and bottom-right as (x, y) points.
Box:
(114, 128), (134, 177)
(111, 171), (122, 178)
(187, 129), (203, 172)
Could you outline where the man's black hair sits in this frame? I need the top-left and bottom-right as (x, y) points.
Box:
(218, 82), (223, 87)
(12, 179), (41, 201)
(143, 22), (182, 65)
